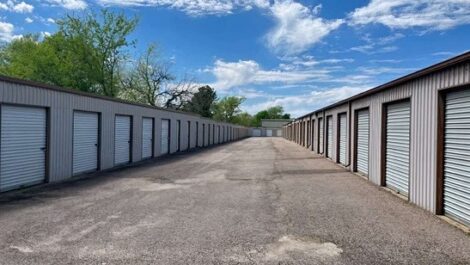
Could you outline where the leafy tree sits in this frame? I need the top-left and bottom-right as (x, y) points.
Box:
(252, 106), (290, 127)
(184, 85), (217, 117)
(233, 112), (254, 127)
(0, 9), (138, 97)
(57, 9), (138, 97)
(212, 96), (245, 123)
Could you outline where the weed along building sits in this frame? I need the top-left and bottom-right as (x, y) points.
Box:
(283, 51), (470, 228)
(0, 76), (249, 193)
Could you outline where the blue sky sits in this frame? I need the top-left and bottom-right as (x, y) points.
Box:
(1, 0), (470, 117)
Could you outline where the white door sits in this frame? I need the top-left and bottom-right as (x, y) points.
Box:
(319, 118), (324, 154)
(73, 111), (99, 175)
(267, 130), (273, 137)
(161, 119), (170, 154)
(253, 129), (261, 137)
(277, 129), (282, 137)
(114, 115), (131, 165)
(339, 114), (347, 165)
(356, 109), (369, 176)
(327, 116), (333, 159)
(444, 90), (470, 225)
(385, 101), (411, 195)
(1, 105), (46, 191)
(142, 117), (153, 159)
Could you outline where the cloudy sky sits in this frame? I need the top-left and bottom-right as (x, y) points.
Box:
(1, 0), (470, 117)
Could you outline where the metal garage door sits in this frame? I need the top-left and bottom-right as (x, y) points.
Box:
(319, 118), (324, 153)
(161, 119), (170, 154)
(356, 109), (369, 175)
(114, 115), (131, 165)
(277, 129), (282, 137)
(385, 101), (411, 195)
(1, 105), (46, 191)
(444, 90), (470, 225)
(73, 111), (99, 175)
(253, 129), (261, 137)
(327, 116), (333, 159)
(267, 130), (273, 137)
(339, 113), (347, 165)
(142, 117), (153, 159)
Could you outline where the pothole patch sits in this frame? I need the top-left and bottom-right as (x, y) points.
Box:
(264, 235), (342, 261)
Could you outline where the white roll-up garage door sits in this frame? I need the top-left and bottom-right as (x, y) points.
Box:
(444, 90), (470, 225)
(161, 119), (170, 154)
(1, 105), (46, 191)
(385, 101), (411, 195)
(327, 116), (333, 159)
(319, 118), (324, 154)
(142, 117), (153, 159)
(356, 109), (369, 176)
(253, 129), (261, 137)
(114, 115), (131, 165)
(339, 113), (347, 165)
(267, 130), (273, 137)
(73, 111), (99, 175)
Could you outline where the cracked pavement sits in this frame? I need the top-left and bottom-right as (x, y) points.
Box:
(0, 138), (469, 264)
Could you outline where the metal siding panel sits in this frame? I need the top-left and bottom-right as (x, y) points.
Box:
(73, 111), (99, 175)
(444, 89), (470, 225)
(1, 105), (46, 191)
(339, 114), (347, 165)
(142, 117), (153, 159)
(356, 109), (369, 175)
(327, 116), (333, 159)
(160, 119), (170, 154)
(114, 115), (131, 165)
(386, 101), (411, 195)
(319, 118), (324, 154)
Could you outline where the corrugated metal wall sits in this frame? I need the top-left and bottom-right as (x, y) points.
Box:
(284, 61), (470, 214)
(0, 79), (249, 186)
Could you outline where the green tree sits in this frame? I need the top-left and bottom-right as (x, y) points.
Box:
(213, 96), (245, 123)
(0, 9), (138, 97)
(252, 106), (290, 127)
(184, 85), (217, 117)
(57, 9), (138, 97)
(233, 112), (254, 127)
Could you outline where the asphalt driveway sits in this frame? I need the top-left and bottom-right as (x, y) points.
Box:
(0, 138), (469, 264)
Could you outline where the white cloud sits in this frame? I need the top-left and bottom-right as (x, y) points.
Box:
(243, 85), (371, 116)
(0, 21), (22, 42)
(0, 3), (8, 10)
(207, 59), (330, 90)
(47, 18), (56, 24)
(97, 0), (269, 16)
(350, 44), (397, 54)
(349, 0), (470, 30)
(25, 17), (34, 23)
(266, 1), (343, 55)
(12, 1), (34, 13)
(47, 0), (87, 10)
(432, 51), (456, 56)
(0, 1), (34, 13)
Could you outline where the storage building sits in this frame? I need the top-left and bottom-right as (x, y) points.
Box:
(0, 76), (248, 192)
(283, 51), (470, 228)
